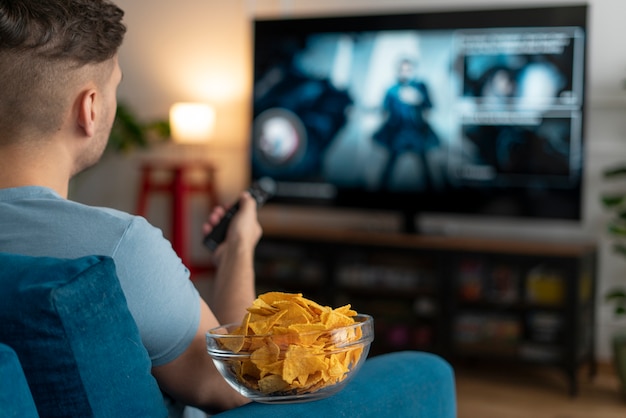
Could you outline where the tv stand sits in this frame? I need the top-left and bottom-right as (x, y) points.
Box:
(253, 221), (597, 397)
(401, 210), (418, 234)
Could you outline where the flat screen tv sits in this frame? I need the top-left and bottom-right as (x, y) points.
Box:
(250, 4), (588, 232)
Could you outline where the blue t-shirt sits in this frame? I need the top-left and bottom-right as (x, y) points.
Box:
(0, 186), (199, 367)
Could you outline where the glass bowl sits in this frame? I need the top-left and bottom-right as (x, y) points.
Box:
(206, 314), (374, 403)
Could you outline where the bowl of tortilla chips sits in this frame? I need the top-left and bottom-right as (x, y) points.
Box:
(206, 292), (374, 403)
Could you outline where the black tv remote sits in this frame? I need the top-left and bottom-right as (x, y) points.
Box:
(202, 177), (276, 252)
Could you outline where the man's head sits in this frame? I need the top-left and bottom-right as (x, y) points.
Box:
(0, 0), (126, 173)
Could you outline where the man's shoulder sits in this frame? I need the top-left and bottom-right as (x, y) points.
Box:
(69, 201), (157, 244)
(0, 186), (157, 257)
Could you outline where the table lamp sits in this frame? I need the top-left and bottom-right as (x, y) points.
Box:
(169, 102), (215, 144)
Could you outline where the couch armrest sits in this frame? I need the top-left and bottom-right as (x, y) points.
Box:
(0, 343), (39, 417)
(213, 351), (456, 418)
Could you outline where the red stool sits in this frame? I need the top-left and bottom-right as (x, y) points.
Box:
(136, 159), (219, 278)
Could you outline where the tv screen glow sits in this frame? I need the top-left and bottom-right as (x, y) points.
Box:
(250, 5), (588, 224)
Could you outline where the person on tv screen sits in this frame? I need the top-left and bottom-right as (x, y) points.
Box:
(373, 58), (441, 191)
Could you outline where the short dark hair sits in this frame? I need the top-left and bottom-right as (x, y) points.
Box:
(0, 0), (126, 141)
(0, 0), (126, 64)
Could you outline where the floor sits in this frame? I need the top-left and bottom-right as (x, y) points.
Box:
(455, 361), (626, 418)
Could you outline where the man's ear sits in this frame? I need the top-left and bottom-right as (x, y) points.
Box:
(76, 89), (97, 138)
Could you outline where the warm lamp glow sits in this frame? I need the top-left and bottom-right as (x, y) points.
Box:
(169, 103), (215, 143)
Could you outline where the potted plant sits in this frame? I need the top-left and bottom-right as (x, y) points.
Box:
(600, 164), (626, 398)
(108, 103), (170, 153)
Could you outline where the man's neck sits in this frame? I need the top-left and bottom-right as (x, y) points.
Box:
(0, 143), (70, 198)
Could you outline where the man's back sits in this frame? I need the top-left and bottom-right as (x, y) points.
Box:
(0, 185), (200, 368)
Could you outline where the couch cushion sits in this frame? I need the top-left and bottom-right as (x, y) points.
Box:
(0, 342), (39, 417)
(0, 253), (167, 418)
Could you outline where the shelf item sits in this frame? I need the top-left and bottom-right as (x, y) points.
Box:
(526, 265), (565, 306)
(457, 258), (485, 302)
(454, 312), (522, 348)
(526, 311), (563, 344)
(487, 263), (521, 304)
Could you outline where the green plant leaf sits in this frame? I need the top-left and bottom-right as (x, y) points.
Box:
(606, 288), (626, 318)
(107, 103), (170, 153)
(606, 288), (626, 300)
(601, 163), (626, 318)
(614, 243), (626, 257)
(602, 195), (626, 208)
(604, 165), (626, 178)
(608, 224), (626, 238)
(608, 219), (626, 235)
(147, 120), (171, 138)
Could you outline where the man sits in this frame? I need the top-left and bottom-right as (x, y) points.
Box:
(0, 0), (259, 414)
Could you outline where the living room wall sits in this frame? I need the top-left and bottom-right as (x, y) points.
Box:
(70, 0), (626, 361)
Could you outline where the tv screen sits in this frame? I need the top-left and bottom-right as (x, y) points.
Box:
(250, 5), (588, 228)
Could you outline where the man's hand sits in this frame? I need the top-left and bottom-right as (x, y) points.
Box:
(203, 191), (262, 266)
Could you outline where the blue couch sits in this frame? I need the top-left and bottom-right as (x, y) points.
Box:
(0, 253), (456, 417)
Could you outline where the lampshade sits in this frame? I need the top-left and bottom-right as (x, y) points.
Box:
(169, 102), (215, 143)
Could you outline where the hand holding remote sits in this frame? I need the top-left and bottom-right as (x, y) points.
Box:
(202, 177), (276, 252)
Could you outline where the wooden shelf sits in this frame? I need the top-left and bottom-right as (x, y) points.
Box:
(260, 221), (596, 257)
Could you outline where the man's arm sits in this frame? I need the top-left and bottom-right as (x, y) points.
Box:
(206, 192), (261, 324)
(151, 300), (250, 413)
(152, 192), (261, 413)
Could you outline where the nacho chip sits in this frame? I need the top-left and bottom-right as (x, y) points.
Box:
(258, 374), (290, 394)
(283, 344), (328, 385)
